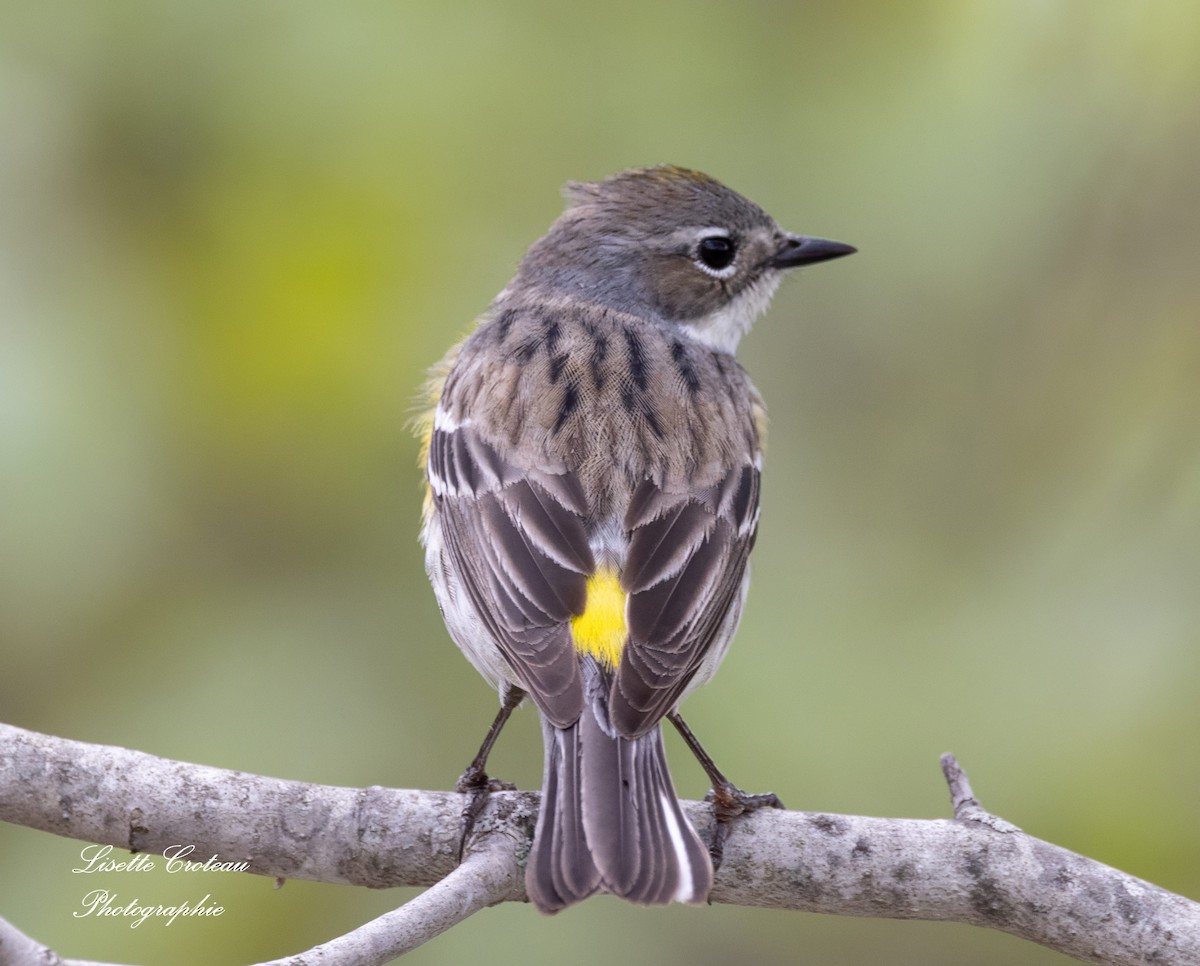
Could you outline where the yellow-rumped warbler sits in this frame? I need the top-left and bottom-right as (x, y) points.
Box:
(418, 166), (853, 912)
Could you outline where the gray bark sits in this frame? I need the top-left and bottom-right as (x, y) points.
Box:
(1, 722), (1197, 966)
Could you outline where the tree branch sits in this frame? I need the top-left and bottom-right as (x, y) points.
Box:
(2, 722), (1197, 965)
(256, 831), (520, 965)
(1, 911), (132, 966)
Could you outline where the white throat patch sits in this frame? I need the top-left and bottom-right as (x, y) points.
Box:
(681, 272), (784, 355)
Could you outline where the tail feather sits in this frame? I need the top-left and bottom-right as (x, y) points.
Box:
(530, 720), (601, 909)
(526, 712), (713, 913)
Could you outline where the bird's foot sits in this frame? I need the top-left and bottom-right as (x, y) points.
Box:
(455, 763), (517, 860)
(704, 782), (784, 870)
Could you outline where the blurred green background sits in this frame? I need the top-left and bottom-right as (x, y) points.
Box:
(2, 2), (1197, 964)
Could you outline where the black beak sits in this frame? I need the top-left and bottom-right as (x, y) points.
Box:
(770, 234), (857, 269)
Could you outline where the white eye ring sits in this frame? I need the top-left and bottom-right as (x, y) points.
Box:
(693, 233), (738, 279)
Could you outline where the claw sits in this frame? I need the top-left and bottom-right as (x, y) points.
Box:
(454, 765), (517, 860)
(452, 688), (526, 861)
(666, 709), (786, 870)
(704, 780), (783, 869)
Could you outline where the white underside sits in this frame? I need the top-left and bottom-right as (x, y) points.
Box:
(422, 513), (517, 691)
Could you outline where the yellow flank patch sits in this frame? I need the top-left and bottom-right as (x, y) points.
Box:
(751, 392), (769, 453)
(414, 396), (439, 524)
(413, 373), (447, 473)
(571, 569), (627, 670)
(411, 337), (465, 524)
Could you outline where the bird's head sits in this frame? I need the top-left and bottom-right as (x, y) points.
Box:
(509, 165), (855, 353)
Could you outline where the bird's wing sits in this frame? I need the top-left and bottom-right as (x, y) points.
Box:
(611, 463), (760, 738)
(428, 420), (593, 726)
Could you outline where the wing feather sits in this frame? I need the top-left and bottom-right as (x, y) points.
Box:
(431, 423), (593, 725)
(623, 501), (715, 594)
(611, 465), (760, 737)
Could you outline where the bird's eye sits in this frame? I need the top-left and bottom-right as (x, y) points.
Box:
(695, 235), (737, 274)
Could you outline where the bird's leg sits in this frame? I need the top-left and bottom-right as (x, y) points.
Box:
(455, 685), (525, 859)
(667, 710), (784, 870)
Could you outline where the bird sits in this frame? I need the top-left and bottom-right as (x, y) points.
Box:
(416, 165), (854, 913)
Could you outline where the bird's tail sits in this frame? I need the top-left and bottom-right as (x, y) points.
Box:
(525, 709), (713, 913)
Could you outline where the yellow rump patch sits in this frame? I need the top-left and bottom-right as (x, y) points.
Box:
(571, 569), (627, 670)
